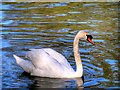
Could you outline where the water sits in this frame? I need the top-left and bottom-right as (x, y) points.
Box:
(1, 2), (119, 89)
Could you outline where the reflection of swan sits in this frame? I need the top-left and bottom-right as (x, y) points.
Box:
(20, 72), (84, 88)
(26, 75), (84, 88)
(13, 30), (94, 78)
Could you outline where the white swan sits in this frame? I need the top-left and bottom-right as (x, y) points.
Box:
(13, 30), (94, 78)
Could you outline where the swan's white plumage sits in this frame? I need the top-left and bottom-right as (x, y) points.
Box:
(14, 48), (75, 78)
(13, 30), (93, 78)
(13, 55), (34, 73)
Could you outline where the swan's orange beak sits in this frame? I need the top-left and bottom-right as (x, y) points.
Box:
(87, 38), (95, 45)
(86, 35), (95, 45)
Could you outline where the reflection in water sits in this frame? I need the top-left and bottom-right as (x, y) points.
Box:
(20, 72), (83, 89)
(1, 2), (119, 89)
(30, 77), (83, 88)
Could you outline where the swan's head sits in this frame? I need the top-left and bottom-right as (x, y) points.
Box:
(77, 30), (95, 44)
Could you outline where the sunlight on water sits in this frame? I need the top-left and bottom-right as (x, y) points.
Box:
(1, 2), (119, 89)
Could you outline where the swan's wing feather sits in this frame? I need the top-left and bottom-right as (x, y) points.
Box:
(26, 48), (73, 70)
(13, 54), (34, 73)
(26, 48), (74, 77)
(43, 48), (73, 69)
(26, 49), (61, 68)
(26, 49), (66, 77)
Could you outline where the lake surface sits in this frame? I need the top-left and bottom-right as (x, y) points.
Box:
(1, 2), (119, 89)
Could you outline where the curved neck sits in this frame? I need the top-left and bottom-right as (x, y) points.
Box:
(73, 34), (83, 77)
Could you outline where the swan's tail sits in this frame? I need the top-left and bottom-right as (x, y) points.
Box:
(13, 54), (34, 73)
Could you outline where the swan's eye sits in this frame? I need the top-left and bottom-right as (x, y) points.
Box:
(86, 35), (93, 40)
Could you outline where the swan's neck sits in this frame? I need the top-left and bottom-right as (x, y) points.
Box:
(73, 35), (83, 77)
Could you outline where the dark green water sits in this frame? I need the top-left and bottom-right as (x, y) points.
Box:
(1, 2), (119, 89)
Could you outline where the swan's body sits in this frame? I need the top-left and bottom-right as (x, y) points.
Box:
(13, 30), (94, 78)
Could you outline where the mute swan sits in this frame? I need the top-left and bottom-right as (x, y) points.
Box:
(13, 30), (94, 78)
